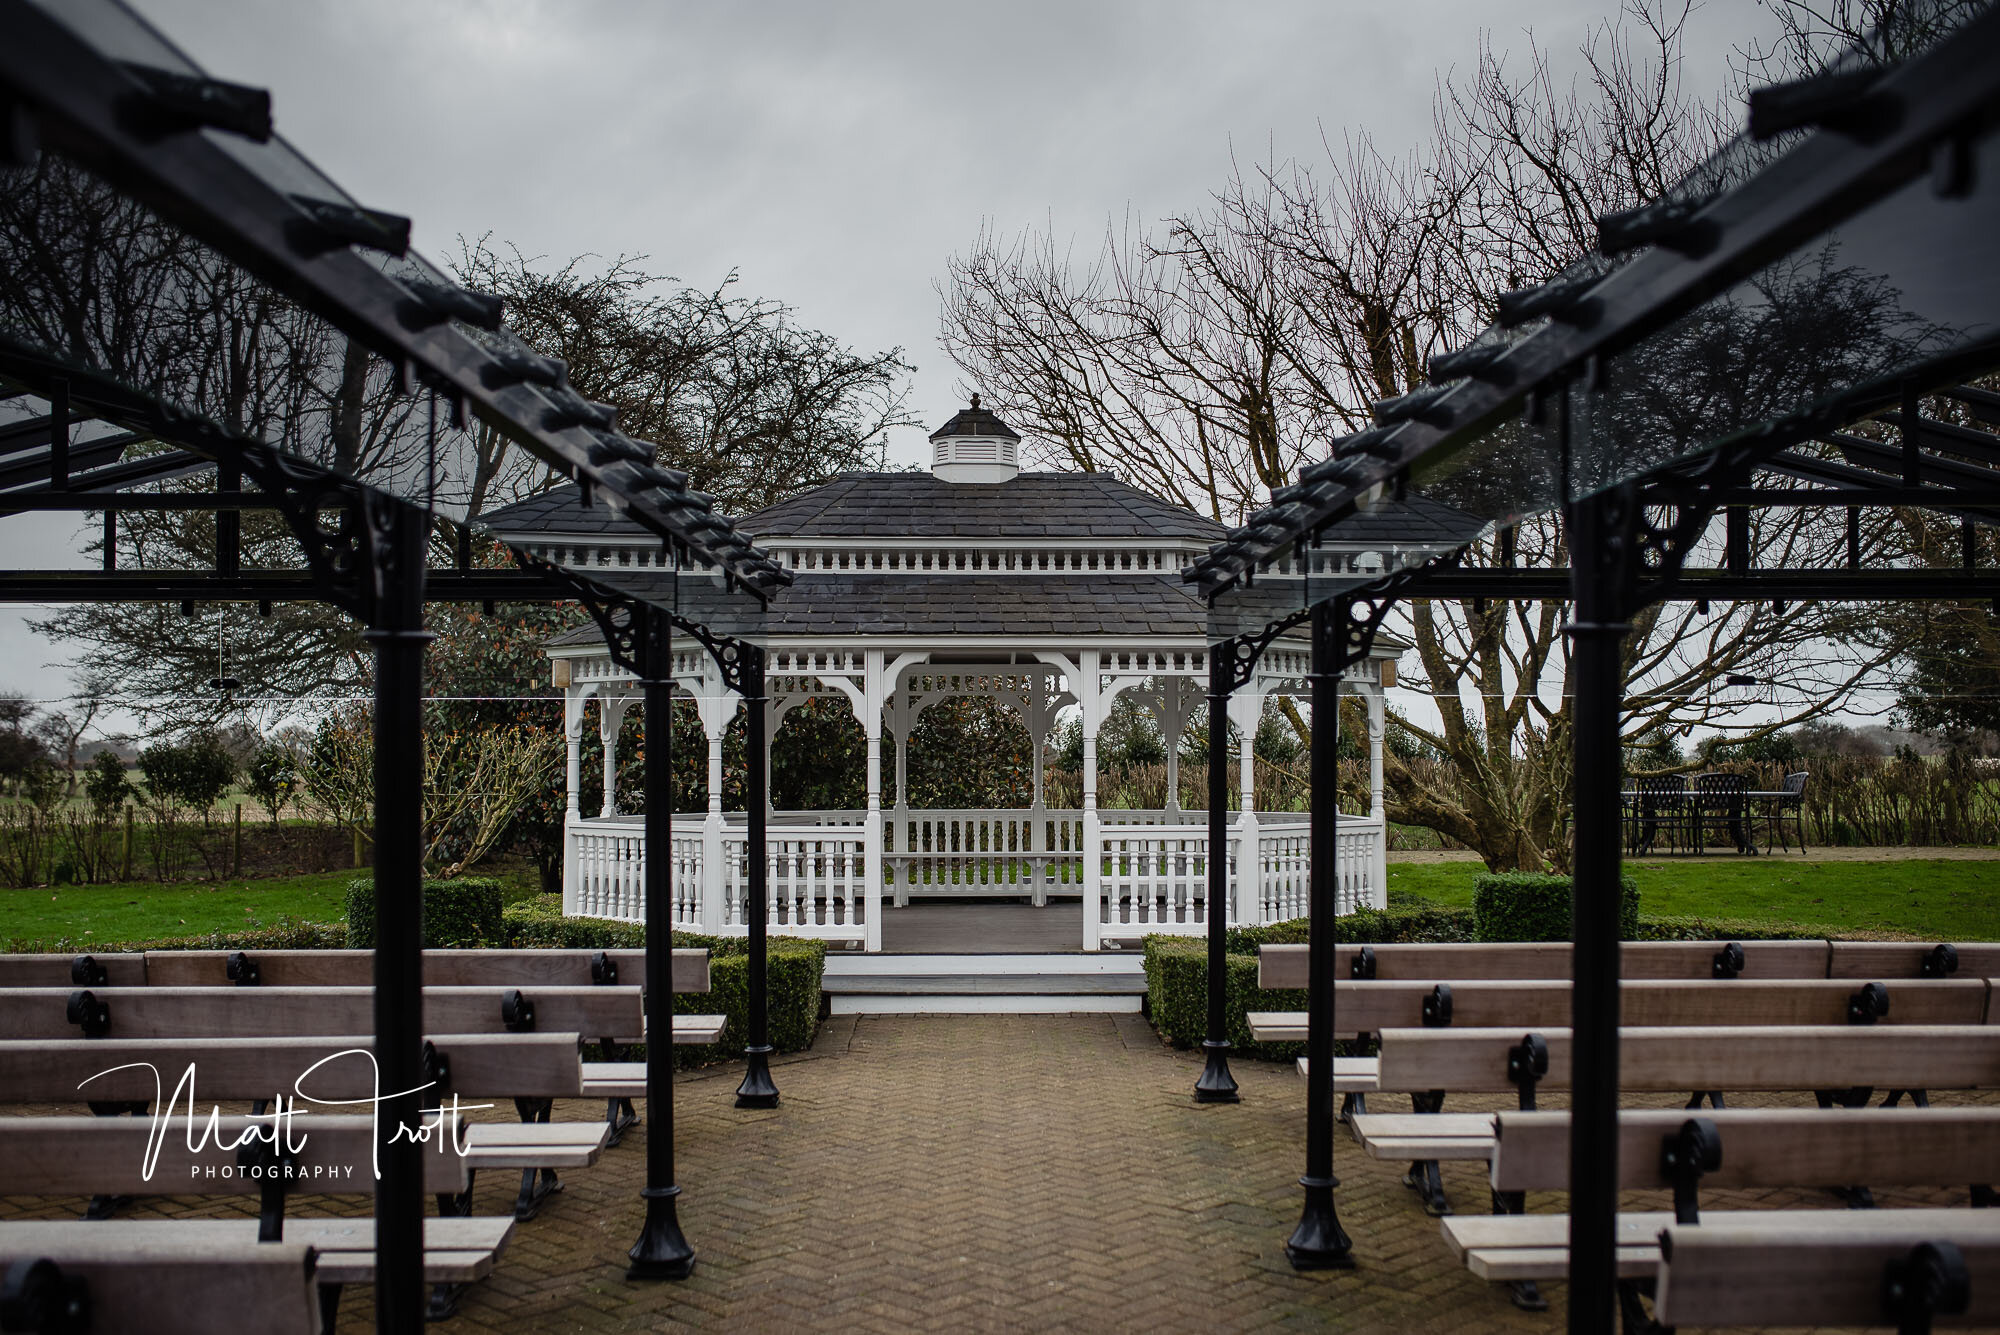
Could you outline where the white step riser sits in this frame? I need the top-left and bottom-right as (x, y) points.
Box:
(824, 953), (1144, 979)
(829, 995), (1143, 1015)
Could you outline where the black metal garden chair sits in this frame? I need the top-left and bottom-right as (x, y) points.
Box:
(1690, 772), (1752, 854)
(1764, 770), (1809, 853)
(1627, 773), (1689, 855)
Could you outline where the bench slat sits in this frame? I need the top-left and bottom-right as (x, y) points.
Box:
(0, 985), (645, 1043)
(1466, 1246), (1662, 1282)
(0, 1225), (318, 1333)
(1492, 1107), (2000, 1193)
(139, 947), (709, 993)
(1292, 1057), (1379, 1092)
(0, 1114), (468, 1195)
(1656, 1219), (2000, 1326)
(1376, 1025), (2000, 1094)
(1829, 942), (2000, 980)
(0, 1033), (585, 1102)
(1250, 978), (1989, 1038)
(0, 952), (146, 988)
(1259, 940), (1831, 989)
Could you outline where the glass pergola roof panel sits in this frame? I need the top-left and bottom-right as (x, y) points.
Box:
(0, 150), (489, 519)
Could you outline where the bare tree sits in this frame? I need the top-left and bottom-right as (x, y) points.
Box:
(943, 1), (1922, 871)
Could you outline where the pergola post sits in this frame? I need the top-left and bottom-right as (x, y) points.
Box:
(1286, 597), (1353, 1268)
(1194, 643), (1239, 1103)
(627, 606), (695, 1280)
(736, 642), (780, 1108)
(862, 649), (885, 953)
(364, 503), (433, 1333)
(1564, 486), (1633, 1332)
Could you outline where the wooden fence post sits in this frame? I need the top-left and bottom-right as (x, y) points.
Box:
(120, 804), (133, 882)
(232, 802), (242, 877)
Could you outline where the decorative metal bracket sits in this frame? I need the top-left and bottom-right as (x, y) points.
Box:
(232, 442), (402, 625)
(510, 547), (758, 693)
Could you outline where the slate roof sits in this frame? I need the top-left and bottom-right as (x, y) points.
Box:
(928, 397), (1021, 442)
(546, 573), (1217, 643)
(484, 473), (1229, 542)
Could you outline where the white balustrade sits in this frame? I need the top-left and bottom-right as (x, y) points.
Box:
(566, 808), (1385, 947)
(565, 814), (704, 929)
(720, 829), (868, 946)
(1098, 824), (1211, 931)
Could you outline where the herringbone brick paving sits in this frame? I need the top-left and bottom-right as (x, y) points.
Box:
(2, 1013), (1975, 1332)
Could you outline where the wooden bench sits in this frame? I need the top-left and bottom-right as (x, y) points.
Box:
(0, 1225), (321, 1333)
(1257, 939), (1833, 988)
(136, 948), (722, 1147)
(0, 1031), (603, 1222)
(1272, 978), (1989, 1215)
(1452, 1108), (2000, 1326)
(0, 1113), (508, 1323)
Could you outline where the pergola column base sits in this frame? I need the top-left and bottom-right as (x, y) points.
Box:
(1193, 1039), (1239, 1104)
(1284, 1176), (1354, 1271)
(626, 1184), (696, 1281)
(735, 1046), (779, 1109)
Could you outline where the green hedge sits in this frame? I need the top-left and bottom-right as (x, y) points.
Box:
(1143, 909), (1484, 1057)
(501, 898), (826, 1065)
(17, 917), (350, 955)
(1472, 873), (1639, 943)
(346, 876), (504, 949)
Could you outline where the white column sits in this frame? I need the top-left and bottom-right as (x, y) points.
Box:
(699, 688), (731, 935)
(1079, 652), (1102, 950)
(598, 695), (630, 818)
(1228, 691), (1265, 927)
(1368, 680), (1389, 909)
(862, 650), (885, 951)
(562, 688), (587, 916)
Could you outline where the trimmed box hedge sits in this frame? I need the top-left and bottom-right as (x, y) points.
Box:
(345, 876), (504, 949)
(1471, 872), (1639, 943)
(500, 897), (826, 1065)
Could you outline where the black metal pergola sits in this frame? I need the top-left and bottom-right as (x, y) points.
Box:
(0, 2), (794, 1329)
(1186, 5), (2000, 1328)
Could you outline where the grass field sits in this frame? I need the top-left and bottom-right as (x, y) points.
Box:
(1386, 856), (2000, 940)
(0, 866), (546, 948)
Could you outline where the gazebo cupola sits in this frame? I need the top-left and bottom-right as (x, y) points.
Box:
(928, 393), (1021, 483)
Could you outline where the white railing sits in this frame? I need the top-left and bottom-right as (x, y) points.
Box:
(886, 809), (1081, 899)
(569, 816), (704, 928)
(566, 808), (1384, 948)
(1099, 824), (1212, 929)
(720, 829), (868, 945)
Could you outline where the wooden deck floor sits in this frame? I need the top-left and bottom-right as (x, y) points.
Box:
(877, 899), (1086, 954)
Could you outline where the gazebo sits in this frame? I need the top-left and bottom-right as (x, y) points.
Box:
(491, 401), (1460, 951)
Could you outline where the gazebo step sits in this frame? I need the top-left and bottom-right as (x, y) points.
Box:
(828, 973), (1145, 996)
(829, 994), (1143, 1015)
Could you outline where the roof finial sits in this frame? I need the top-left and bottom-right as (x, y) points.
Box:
(970, 392), (981, 411)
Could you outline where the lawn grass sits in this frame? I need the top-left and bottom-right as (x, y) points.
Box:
(1386, 856), (2000, 940)
(0, 864), (546, 948)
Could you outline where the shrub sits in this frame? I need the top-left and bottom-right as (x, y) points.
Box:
(346, 875), (504, 948)
(1472, 872), (1639, 942)
(501, 898), (826, 1064)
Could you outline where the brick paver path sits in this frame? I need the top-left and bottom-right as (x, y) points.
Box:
(6, 1013), (1954, 1331)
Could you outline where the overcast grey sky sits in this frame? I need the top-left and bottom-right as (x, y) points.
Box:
(4, 0), (1787, 713)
